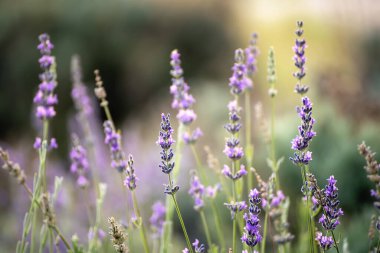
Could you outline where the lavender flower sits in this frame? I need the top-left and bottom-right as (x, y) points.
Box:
(69, 136), (89, 188)
(318, 176), (344, 231)
(205, 184), (221, 199)
(150, 201), (166, 236)
(169, 49), (197, 125)
(103, 121), (126, 173)
(224, 100), (244, 160)
(242, 189), (262, 248)
(293, 21), (309, 94)
(183, 128), (203, 145)
(34, 33), (58, 120)
(315, 232), (334, 251)
(123, 155), (138, 191)
(245, 33), (259, 77)
(229, 49), (252, 95)
(183, 239), (206, 253)
(188, 174), (205, 211)
(157, 113), (175, 175)
(224, 201), (247, 219)
(222, 164), (247, 181)
(290, 96), (316, 165)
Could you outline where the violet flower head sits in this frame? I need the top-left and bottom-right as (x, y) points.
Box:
(316, 232), (334, 251)
(229, 49), (252, 94)
(103, 120), (126, 173)
(293, 21), (309, 94)
(150, 201), (166, 237)
(290, 96), (316, 166)
(318, 176), (343, 231)
(157, 113), (175, 175)
(34, 33), (58, 120)
(69, 136), (89, 188)
(183, 127), (203, 145)
(271, 190), (285, 208)
(71, 55), (92, 116)
(242, 188), (262, 248)
(169, 49), (197, 125)
(224, 100), (244, 161)
(245, 33), (259, 76)
(123, 154), (138, 191)
(225, 201), (247, 219)
(222, 164), (247, 181)
(188, 174), (205, 211)
(183, 239), (205, 253)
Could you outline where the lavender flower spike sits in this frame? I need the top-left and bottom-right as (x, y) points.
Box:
(157, 113), (175, 175)
(224, 100), (244, 160)
(69, 135), (89, 188)
(183, 239), (206, 253)
(150, 201), (166, 237)
(169, 49), (196, 125)
(242, 188), (262, 248)
(229, 49), (252, 95)
(123, 154), (138, 191)
(290, 96), (316, 165)
(34, 33), (58, 120)
(188, 174), (205, 211)
(293, 21), (309, 94)
(245, 33), (259, 77)
(103, 120), (127, 173)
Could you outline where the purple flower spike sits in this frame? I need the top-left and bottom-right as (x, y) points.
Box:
(224, 99), (244, 161)
(123, 154), (138, 191)
(316, 232), (333, 251)
(150, 201), (166, 237)
(34, 33), (58, 121)
(293, 21), (309, 94)
(189, 175), (205, 211)
(157, 113), (175, 175)
(290, 96), (316, 166)
(245, 33), (259, 77)
(183, 127), (203, 144)
(224, 201), (247, 219)
(229, 49), (252, 94)
(222, 164), (247, 181)
(242, 188), (262, 248)
(103, 121), (127, 173)
(70, 137), (89, 189)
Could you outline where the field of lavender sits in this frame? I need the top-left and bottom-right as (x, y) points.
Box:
(1, 1), (380, 253)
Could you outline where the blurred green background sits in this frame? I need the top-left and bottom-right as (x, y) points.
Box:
(0, 0), (380, 252)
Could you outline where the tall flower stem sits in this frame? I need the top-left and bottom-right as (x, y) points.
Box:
(200, 210), (212, 247)
(232, 161), (237, 253)
(131, 190), (151, 253)
(190, 145), (225, 248)
(261, 208), (269, 253)
(270, 97), (280, 190)
(331, 231), (340, 253)
(245, 91), (254, 191)
(168, 174), (194, 253)
(302, 165), (317, 253)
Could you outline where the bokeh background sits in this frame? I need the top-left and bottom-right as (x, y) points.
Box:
(1, 0), (380, 252)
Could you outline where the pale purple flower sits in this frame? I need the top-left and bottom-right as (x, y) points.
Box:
(229, 49), (252, 94)
(205, 184), (221, 199)
(189, 175), (205, 211)
(157, 113), (175, 175)
(34, 33), (58, 121)
(150, 201), (166, 236)
(123, 154), (138, 191)
(271, 190), (285, 208)
(293, 21), (309, 94)
(222, 164), (247, 181)
(225, 201), (247, 219)
(316, 232), (333, 251)
(33, 137), (42, 149)
(242, 188), (262, 248)
(70, 138), (89, 188)
(71, 56), (93, 116)
(192, 239), (206, 253)
(245, 33), (259, 76)
(49, 138), (58, 150)
(103, 120), (127, 173)
(290, 96), (316, 165)
(177, 109), (197, 125)
(183, 127), (203, 144)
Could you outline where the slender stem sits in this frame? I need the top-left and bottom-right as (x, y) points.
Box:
(244, 91), (254, 192)
(200, 210), (212, 247)
(131, 190), (151, 253)
(261, 208), (269, 253)
(171, 195), (194, 253)
(102, 103), (114, 127)
(210, 200), (225, 250)
(331, 231), (340, 253)
(233, 218), (237, 253)
(270, 97), (280, 190)
(376, 235), (380, 253)
(49, 229), (54, 253)
(190, 145), (208, 185)
(30, 206), (38, 253)
(51, 226), (71, 250)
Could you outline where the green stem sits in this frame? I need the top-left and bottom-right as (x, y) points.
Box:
(210, 200), (225, 250)
(270, 97), (280, 190)
(302, 165), (317, 253)
(200, 210), (212, 247)
(51, 226), (71, 250)
(171, 195), (194, 253)
(244, 91), (254, 192)
(261, 209), (269, 253)
(233, 218), (237, 253)
(30, 206), (38, 253)
(331, 231), (340, 253)
(131, 190), (151, 253)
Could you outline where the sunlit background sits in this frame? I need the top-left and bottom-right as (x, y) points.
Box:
(0, 0), (380, 252)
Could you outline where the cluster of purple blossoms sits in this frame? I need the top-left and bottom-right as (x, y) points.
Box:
(157, 113), (175, 175)
(265, 190), (285, 209)
(183, 239), (205, 253)
(123, 155), (138, 191)
(71, 55), (93, 117)
(229, 49), (252, 95)
(169, 49), (197, 125)
(290, 96), (316, 165)
(222, 164), (247, 181)
(103, 121), (126, 173)
(204, 184), (221, 199)
(242, 189), (262, 248)
(315, 232), (334, 251)
(188, 175), (205, 211)
(315, 176), (343, 250)
(183, 128), (203, 145)
(224, 100), (244, 160)
(293, 21), (309, 94)
(33, 137), (58, 150)
(224, 201), (247, 219)
(245, 33), (259, 77)
(149, 201), (166, 237)
(34, 33), (58, 120)
(69, 139), (89, 188)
